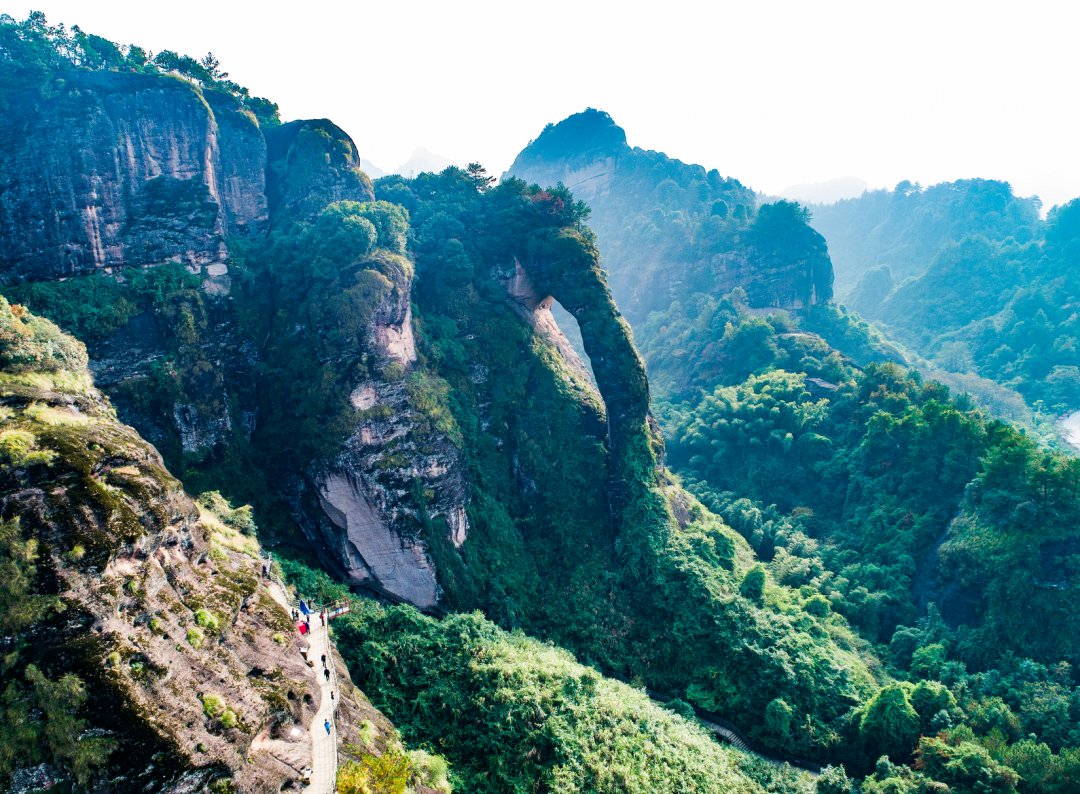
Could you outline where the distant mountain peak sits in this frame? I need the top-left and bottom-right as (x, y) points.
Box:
(395, 147), (453, 178)
(780, 176), (868, 205)
(518, 108), (628, 164)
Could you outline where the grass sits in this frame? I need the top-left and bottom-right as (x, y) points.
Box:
(25, 401), (91, 426)
(0, 428), (57, 467)
(202, 693), (226, 718)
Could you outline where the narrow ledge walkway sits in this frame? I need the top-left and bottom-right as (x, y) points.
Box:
(304, 614), (339, 794)
(264, 573), (339, 793)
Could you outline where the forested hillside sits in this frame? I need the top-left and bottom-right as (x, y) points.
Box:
(507, 109), (834, 326)
(508, 111), (1080, 790)
(809, 180), (1080, 423)
(5, 12), (1080, 793)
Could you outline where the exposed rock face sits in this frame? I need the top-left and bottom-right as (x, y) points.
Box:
(503, 260), (597, 390)
(0, 66), (465, 608)
(506, 228), (658, 517)
(0, 301), (391, 792)
(314, 469), (441, 607)
(265, 119), (375, 222)
(0, 71), (268, 281)
(304, 273), (468, 608)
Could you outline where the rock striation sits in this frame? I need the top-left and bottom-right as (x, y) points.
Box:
(0, 61), (459, 609)
(0, 71), (267, 281)
(304, 259), (468, 608)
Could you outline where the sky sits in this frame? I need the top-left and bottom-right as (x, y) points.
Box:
(6, 0), (1079, 208)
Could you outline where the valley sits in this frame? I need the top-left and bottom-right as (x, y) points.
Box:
(1, 11), (1079, 793)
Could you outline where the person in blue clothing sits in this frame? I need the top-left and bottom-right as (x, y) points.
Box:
(324, 719), (331, 735)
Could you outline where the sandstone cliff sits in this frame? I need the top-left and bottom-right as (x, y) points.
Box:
(266, 119), (375, 222)
(0, 71), (268, 281)
(0, 54), (465, 613)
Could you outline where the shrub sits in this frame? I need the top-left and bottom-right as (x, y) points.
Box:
(765, 698), (793, 737)
(859, 684), (920, 762)
(407, 750), (452, 793)
(337, 750), (413, 794)
(194, 608), (219, 632)
(0, 429), (56, 467)
(0, 295), (88, 374)
(187, 628), (205, 649)
(201, 693), (226, 718)
(739, 564), (766, 603)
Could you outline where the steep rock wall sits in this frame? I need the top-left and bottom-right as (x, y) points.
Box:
(304, 271), (468, 609)
(0, 71), (267, 281)
(0, 67), (463, 609)
(510, 228), (658, 516)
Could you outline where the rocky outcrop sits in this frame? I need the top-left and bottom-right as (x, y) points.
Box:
(0, 63), (464, 609)
(0, 300), (392, 792)
(304, 269), (468, 609)
(504, 228), (658, 517)
(0, 71), (267, 281)
(265, 119), (375, 223)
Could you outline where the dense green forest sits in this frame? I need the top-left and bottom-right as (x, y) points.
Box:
(810, 179), (1042, 295)
(6, 14), (1080, 792)
(0, 10), (279, 123)
(809, 180), (1080, 422)
(506, 111), (1080, 789)
(639, 292), (1080, 790)
(281, 558), (817, 794)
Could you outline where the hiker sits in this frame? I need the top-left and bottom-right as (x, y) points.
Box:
(324, 719), (331, 736)
(305, 616), (311, 632)
(330, 691), (335, 702)
(324, 668), (330, 682)
(319, 611), (325, 626)
(321, 653), (327, 667)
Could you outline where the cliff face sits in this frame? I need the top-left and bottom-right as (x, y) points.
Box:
(0, 71), (268, 281)
(0, 63), (452, 609)
(302, 258), (469, 609)
(0, 299), (392, 792)
(507, 109), (834, 325)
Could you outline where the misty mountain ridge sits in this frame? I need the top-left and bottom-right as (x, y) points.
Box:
(3, 14), (1080, 794)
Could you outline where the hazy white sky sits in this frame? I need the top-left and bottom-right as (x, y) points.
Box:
(7, 0), (1079, 207)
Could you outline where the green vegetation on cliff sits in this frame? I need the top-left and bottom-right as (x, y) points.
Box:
(507, 109), (833, 326)
(372, 167), (876, 760)
(0, 11), (279, 124)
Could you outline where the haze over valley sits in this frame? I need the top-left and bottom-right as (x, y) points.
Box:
(2, 6), (1080, 793)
